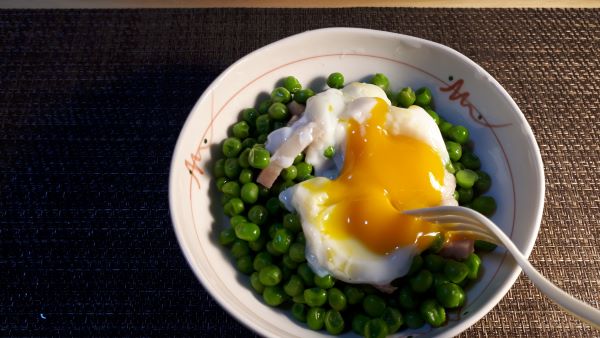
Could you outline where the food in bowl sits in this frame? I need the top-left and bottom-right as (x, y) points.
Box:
(213, 72), (498, 337)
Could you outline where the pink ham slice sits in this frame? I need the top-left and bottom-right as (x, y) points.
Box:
(439, 239), (474, 260)
(257, 122), (317, 188)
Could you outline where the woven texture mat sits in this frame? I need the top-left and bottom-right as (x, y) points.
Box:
(2, 8), (599, 337)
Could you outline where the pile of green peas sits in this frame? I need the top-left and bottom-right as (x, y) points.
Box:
(215, 72), (498, 337)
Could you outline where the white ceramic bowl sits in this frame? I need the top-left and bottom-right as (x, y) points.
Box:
(169, 28), (544, 337)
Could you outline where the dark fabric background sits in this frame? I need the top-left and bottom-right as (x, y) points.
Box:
(1, 8), (599, 337)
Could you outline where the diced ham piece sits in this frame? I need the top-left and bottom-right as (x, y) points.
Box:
(287, 100), (305, 116)
(373, 284), (398, 294)
(257, 122), (317, 188)
(439, 239), (474, 260)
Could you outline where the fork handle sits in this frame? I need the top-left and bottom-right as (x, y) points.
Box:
(477, 213), (600, 329)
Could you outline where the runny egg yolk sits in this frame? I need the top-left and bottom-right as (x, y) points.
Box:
(306, 98), (445, 255)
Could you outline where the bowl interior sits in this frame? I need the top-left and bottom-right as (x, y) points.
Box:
(169, 28), (544, 338)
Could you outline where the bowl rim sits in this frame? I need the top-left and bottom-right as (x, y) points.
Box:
(168, 27), (545, 337)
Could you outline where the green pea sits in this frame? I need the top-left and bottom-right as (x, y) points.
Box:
(283, 76), (302, 94)
(343, 285), (365, 305)
(456, 169), (479, 189)
(255, 114), (271, 135)
(230, 239), (249, 258)
(250, 271), (265, 293)
(238, 168), (253, 184)
(220, 194), (232, 207)
(404, 310), (425, 329)
(474, 170), (492, 193)
(445, 141), (462, 162)
(236, 255), (253, 274)
(237, 148), (251, 168)
(248, 146), (270, 169)
(268, 102), (289, 121)
(364, 318), (389, 338)
(294, 88), (314, 104)
(433, 273), (451, 288)
(465, 253), (481, 279)
(370, 73), (389, 90)
(259, 265), (282, 286)
(363, 294), (386, 317)
(272, 228), (293, 253)
(257, 98), (273, 114)
(240, 182), (258, 204)
(219, 227), (236, 246)
(314, 274), (335, 289)
(304, 288), (327, 307)
(276, 179), (295, 195)
(262, 285), (286, 306)
(283, 274), (305, 297)
(234, 222), (259, 242)
(213, 158), (225, 178)
(248, 235), (266, 252)
(283, 213), (302, 233)
(474, 239), (497, 252)
(386, 90), (399, 107)
(224, 158), (241, 179)
(222, 137), (242, 158)
(382, 307), (403, 333)
(408, 255), (423, 276)
(253, 251), (273, 271)
(435, 282), (466, 308)
(453, 190), (460, 201)
(225, 198), (244, 216)
(471, 196), (497, 216)
(248, 205), (268, 225)
(230, 215), (247, 227)
(232, 121), (250, 139)
(458, 187), (474, 204)
(461, 151), (481, 170)
(426, 233), (444, 253)
(445, 161), (456, 174)
(324, 309), (345, 335)
(288, 242), (306, 263)
(295, 162), (313, 181)
(448, 125), (470, 144)
(282, 254), (298, 269)
(396, 87), (416, 108)
(265, 241), (282, 256)
(256, 133), (268, 144)
(415, 87), (432, 107)
(297, 263), (316, 287)
(439, 120), (453, 137)
(291, 302), (307, 322)
(420, 299), (446, 327)
(306, 307), (326, 330)
(425, 108), (440, 125)
(322, 145), (336, 159)
(221, 181), (240, 197)
(293, 153), (304, 164)
(410, 269), (433, 293)
(216, 177), (228, 194)
(424, 254), (445, 272)
(241, 137), (256, 149)
(444, 260), (470, 283)
(242, 108), (259, 125)
(453, 161), (466, 171)
(325, 287), (347, 311)
(268, 223), (283, 239)
(327, 72), (344, 89)
(278, 165), (296, 181)
(271, 87), (291, 104)
(352, 314), (369, 336)
(397, 286), (418, 309)
(262, 198), (277, 216)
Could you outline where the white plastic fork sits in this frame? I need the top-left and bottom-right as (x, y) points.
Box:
(404, 205), (600, 329)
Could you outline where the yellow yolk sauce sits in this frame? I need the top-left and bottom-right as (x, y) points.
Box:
(308, 98), (446, 255)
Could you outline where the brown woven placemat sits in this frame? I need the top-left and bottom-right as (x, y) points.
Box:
(1, 8), (599, 337)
